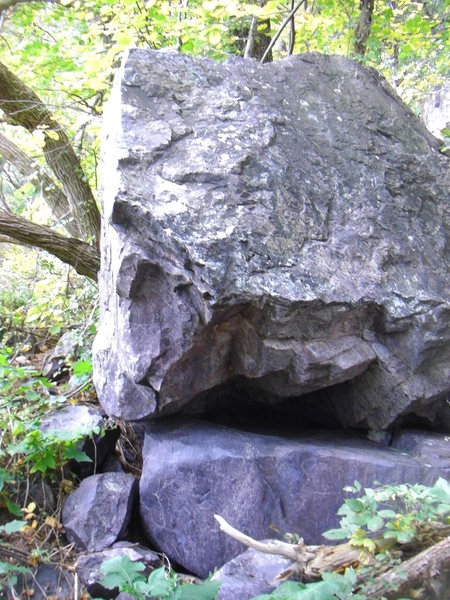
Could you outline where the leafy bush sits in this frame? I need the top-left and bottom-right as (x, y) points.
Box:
(252, 568), (364, 600)
(99, 556), (221, 599)
(323, 478), (450, 550)
(0, 347), (99, 516)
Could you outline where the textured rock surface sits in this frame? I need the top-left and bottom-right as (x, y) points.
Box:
(93, 48), (450, 430)
(62, 473), (137, 552)
(212, 546), (291, 600)
(391, 430), (450, 472)
(77, 542), (159, 598)
(139, 418), (448, 577)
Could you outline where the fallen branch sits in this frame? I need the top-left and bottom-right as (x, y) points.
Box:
(214, 514), (374, 581)
(214, 513), (449, 594)
(215, 514), (305, 562)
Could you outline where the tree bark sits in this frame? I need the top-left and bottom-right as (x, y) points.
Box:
(354, 0), (375, 56)
(0, 209), (100, 280)
(362, 536), (450, 599)
(0, 132), (81, 238)
(233, 1), (272, 62)
(0, 61), (100, 244)
(0, 0), (41, 12)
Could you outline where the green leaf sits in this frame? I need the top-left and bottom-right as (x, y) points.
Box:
(251, 581), (308, 599)
(64, 446), (92, 463)
(0, 561), (30, 575)
(71, 358), (93, 377)
(100, 555), (146, 591)
(377, 509), (396, 518)
(146, 567), (177, 596)
(367, 515), (384, 532)
(322, 527), (352, 540)
(0, 520), (26, 534)
(396, 531), (414, 543)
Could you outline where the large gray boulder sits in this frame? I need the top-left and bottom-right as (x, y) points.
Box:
(139, 418), (448, 578)
(93, 48), (449, 430)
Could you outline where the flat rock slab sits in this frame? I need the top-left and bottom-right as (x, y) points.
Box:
(139, 418), (449, 578)
(93, 48), (449, 431)
(62, 472), (137, 552)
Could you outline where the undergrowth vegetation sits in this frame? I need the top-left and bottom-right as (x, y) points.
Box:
(97, 479), (450, 599)
(0, 255), (100, 595)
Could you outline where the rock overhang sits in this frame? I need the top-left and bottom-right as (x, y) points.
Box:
(93, 48), (450, 431)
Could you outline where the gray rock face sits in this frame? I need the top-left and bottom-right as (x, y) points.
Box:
(77, 542), (159, 598)
(139, 418), (447, 577)
(212, 546), (291, 600)
(93, 48), (449, 430)
(391, 430), (450, 471)
(62, 472), (137, 552)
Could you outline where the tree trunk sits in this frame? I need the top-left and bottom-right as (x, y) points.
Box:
(0, 0), (42, 12)
(354, 0), (375, 56)
(252, 17), (272, 62)
(362, 536), (450, 599)
(0, 61), (100, 244)
(0, 210), (100, 280)
(0, 132), (81, 238)
(233, 1), (272, 62)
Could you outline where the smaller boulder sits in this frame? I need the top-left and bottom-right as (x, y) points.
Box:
(212, 546), (291, 600)
(62, 472), (137, 552)
(77, 541), (159, 598)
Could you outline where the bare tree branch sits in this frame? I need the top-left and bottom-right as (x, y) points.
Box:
(0, 61), (100, 244)
(0, 209), (99, 280)
(288, 0), (296, 56)
(260, 0), (306, 64)
(244, 15), (258, 59)
(215, 514), (304, 562)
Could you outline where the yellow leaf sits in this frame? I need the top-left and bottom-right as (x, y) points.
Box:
(46, 130), (60, 141)
(208, 30), (222, 46)
(45, 516), (59, 528)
